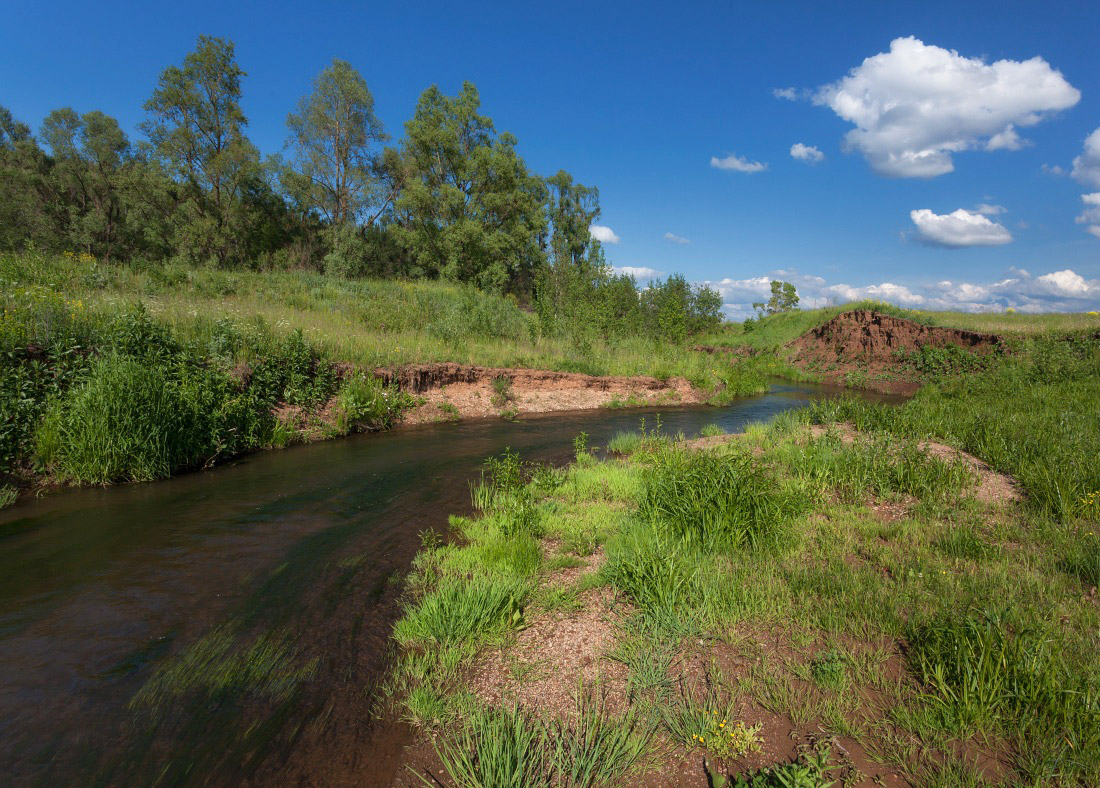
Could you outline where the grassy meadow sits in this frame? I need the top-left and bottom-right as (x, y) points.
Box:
(387, 331), (1100, 786)
(0, 250), (767, 497)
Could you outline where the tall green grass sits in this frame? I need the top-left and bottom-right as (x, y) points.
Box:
(805, 333), (1100, 520)
(907, 607), (1099, 772)
(640, 447), (808, 550)
(428, 698), (651, 788)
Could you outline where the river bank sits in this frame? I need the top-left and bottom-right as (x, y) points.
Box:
(384, 330), (1100, 786)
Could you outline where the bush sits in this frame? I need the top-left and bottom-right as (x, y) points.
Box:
(35, 354), (214, 483)
(332, 373), (414, 433)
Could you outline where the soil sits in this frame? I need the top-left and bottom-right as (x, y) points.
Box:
(376, 363), (703, 424)
(785, 309), (1003, 394)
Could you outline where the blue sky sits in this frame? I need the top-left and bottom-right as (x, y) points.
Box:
(4, 0), (1099, 315)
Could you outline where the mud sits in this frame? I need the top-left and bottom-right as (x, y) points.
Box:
(785, 309), (1003, 394)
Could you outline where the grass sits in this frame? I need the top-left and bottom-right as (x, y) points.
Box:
(426, 697), (652, 788)
(389, 327), (1100, 784)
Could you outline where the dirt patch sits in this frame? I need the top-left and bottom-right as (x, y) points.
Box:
(469, 586), (629, 719)
(377, 363), (703, 424)
(787, 310), (1003, 394)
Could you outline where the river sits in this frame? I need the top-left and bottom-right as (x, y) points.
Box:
(0, 381), (898, 786)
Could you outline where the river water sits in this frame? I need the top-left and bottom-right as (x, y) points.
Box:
(0, 381), (897, 786)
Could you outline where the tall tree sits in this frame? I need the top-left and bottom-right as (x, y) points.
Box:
(285, 58), (390, 229)
(544, 170), (600, 266)
(141, 35), (262, 265)
(41, 108), (132, 259)
(0, 105), (50, 251)
(392, 82), (547, 294)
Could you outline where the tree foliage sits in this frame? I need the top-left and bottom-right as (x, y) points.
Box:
(0, 36), (729, 342)
(753, 280), (800, 316)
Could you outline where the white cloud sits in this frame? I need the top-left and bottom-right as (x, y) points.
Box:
(773, 87), (799, 101)
(704, 266), (1100, 320)
(910, 208), (1013, 247)
(813, 36), (1080, 177)
(790, 143), (825, 163)
(1075, 192), (1100, 239)
(1042, 163), (1066, 176)
(663, 232), (690, 245)
(589, 225), (620, 244)
(986, 126), (1026, 151)
(1071, 127), (1100, 188)
(710, 153), (767, 173)
(975, 203), (1006, 215)
(613, 266), (663, 281)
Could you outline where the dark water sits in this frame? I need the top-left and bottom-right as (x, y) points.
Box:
(0, 381), (898, 786)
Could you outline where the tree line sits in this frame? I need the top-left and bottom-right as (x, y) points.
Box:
(0, 35), (722, 341)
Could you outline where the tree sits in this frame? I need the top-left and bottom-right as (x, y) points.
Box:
(753, 279), (799, 316)
(285, 58), (390, 230)
(544, 170), (600, 266)
(141, 35), (263, 265)
(392, 82), (547, 294)
(40, 108), (133, 259)
(0, 105), (51, 251)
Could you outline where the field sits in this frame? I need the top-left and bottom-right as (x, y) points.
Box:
(387, 330), (1100, 786)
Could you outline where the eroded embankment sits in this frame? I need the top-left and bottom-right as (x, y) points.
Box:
(377, 363), (703, 424)
(785, 309), (1003, 393)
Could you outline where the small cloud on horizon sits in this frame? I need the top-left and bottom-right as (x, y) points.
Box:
(975, 203), (1006, 215)
(710, 153), (767, 173)
(772, 87), (799, 100)
(663, 232), (690, 245)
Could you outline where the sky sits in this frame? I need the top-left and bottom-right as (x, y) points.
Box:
(3, 0), (1100, 317)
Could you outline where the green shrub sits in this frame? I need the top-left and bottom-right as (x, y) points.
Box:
(35, 354), (215, 483)
(332, 373), (413, 433)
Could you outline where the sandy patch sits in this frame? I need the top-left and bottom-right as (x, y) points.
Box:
(376, 363), (704, 424)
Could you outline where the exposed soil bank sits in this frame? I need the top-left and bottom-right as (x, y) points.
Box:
(377, 362), (703, 424)
(785, 309), (1003, 394)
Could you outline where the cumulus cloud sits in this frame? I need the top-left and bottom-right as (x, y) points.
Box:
(1071, 127), (1100, 188)
(910, 209), (1013, 247)
(1075, 193), (1100, 239)
(813, 36), (1080, 177)
(663, 232), (690, 245)
(589, 225), (620, 244)
(613, 266), (663, 281)
(773, 87), (799, 100)
(704, 267), (1100, 320)
(975, 203), (1006, 215)
(710, 153), (767, 173)
(790, 143), (825, 163)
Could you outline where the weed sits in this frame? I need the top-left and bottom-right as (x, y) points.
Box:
(810, 649), (849, 691)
